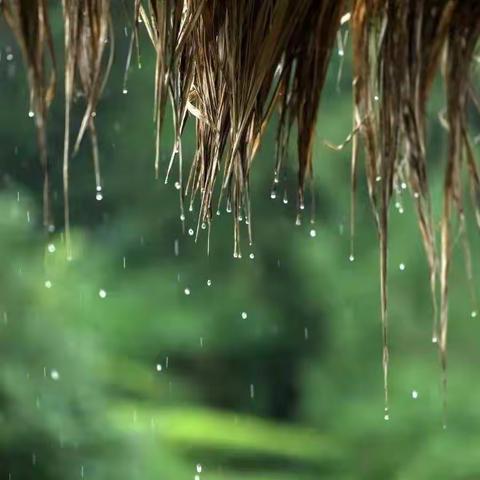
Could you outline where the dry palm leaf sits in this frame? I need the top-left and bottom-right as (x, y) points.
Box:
(3, 0), (480, 419)
(1, 0), (55, 230)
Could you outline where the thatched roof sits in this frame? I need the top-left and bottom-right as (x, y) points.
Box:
(2, 0), (480, 417)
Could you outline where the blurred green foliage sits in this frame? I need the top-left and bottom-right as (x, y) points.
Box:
(1, 7), (480, 480)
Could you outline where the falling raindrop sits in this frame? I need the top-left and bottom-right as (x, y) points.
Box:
(250, 384), (255, 399)
(401, 182), (407, 190)
(384, 413), (390, 421)
(200, 337), (204, 348)
(206, 279), (212, 286)
(304, 327), (309, 340)
(349, 254), (355, 262)
(249, 253), (255, 260)
(309, 229), (316, 238)
(99, 289), (107, 299)
(96, 192), (103, 201)
(196, 464), (202, 473)
(188, 228), (194, 236)
(47, 243), (56, 253)
(50, 369), (60, 381)
(123, 256), (126, 269)
(471, 310), (477, 318)
(432, 336), (438, 344)
(399, 263), (405, 271)
(241, 312), (248, 319)
(122, 88), (128, 94)
(156, 364), (162, 372)
(174, 181), (181, 190)
(184, 288), (191, 296)
(174, 239), (179, 256)
(44, 280), (52, 289)
(28, 110), (34, 118)
(180, 214), (185, 221)
(411, 390), (418, 399)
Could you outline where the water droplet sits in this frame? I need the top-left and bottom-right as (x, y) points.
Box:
(50, 369), (60, 381)
(295, 216), (302, 226)
(96, 193), (103, 201)
(184, 288), (191, 296)
(196, 464), (202, 473)
(384, 413), (390, 421)
(249, 253), (255, 259)
(309, 229), (316, 238)
(399, 263), (405, 271)
(241, 312), (248, 319)
(250, 384), (255, 399)
(398, 207), (404, 214)
(432, 336), (438, 344)
(180, 214), (185, 221)
(401, 182), (407, 190)
(195, 476), (200, 480)
(201, 222), (206, 230)
(375, 175), (381, 182)
(349, 254), (355, 262)
(304, 327), (309, 340)
(471, 310), (477, 318)
(174, 181), (181, 190)
(374, 95), (379, 101)
(188, 228), (194, 236)
(6, 53), (14, 61)
(44, 280), (52, 289)
(156, 364), (162, 372)
(206, 279), (212, 286)
(299, 202), (305, 211)
(122, 88), (128, 94)
(96, 185), (102, 192)
(47, 243), (56, 253)
(123, 256), (127, 269)
(411, 390), (418, 399)
(270, 191), (277, 200)
(99, 289), (107, 298)
(28, 110), (34, 118)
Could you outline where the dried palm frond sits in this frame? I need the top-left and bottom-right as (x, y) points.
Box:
(1, 0), (55, 230)
(3, 0), (480, 416)
(62, 0), (113, 256)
